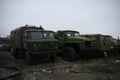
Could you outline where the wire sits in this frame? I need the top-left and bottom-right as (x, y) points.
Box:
(32, 0), (69, 26)
(48, 0), (78, 27)
(15, 0), (60, 26)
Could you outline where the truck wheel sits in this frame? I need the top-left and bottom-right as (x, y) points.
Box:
(62, 47), (76, 62)
(24, 52), (31, 65)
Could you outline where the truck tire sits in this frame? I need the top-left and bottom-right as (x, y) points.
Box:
(62, 47), (76, 62)
(24, 52), (31, 65)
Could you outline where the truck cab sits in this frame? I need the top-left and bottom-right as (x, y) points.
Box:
(55, 30), (97, 61)
(10, 25), (58, 64)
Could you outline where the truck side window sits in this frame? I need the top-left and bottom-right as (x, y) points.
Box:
(43, 33), (47, 38)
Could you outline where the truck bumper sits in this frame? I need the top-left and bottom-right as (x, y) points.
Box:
(79, 47), (101, 58)
(30, 50), (61, 57)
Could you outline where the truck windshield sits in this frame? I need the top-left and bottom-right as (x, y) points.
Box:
(64, 32), (80, 37)
(25, 31), (54, 40)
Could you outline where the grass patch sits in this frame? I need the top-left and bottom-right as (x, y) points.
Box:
(71, 55), (120, 71)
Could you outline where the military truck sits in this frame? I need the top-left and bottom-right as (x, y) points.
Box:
(81, 34), (113, 50)
(55, 30), (99, 61)
(10, 25), (58, 64)
(109, 37), (120, 55)
(81, 34), (113, 56)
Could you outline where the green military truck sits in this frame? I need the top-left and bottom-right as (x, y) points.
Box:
(81, 34), (113, 50)
(10, 25), (58, 64)
(55, 30), (99, 61)
(81, 34), (113, 56)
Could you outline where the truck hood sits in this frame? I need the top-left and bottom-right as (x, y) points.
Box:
(65, 36), (91, 43)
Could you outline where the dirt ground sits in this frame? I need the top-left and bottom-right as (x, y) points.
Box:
(0, 51), (120, 80)
(1, 60), (120, 80)
(20, 61), (120, 80)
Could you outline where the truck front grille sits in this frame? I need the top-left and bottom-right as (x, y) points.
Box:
(27, 42), (57, 52)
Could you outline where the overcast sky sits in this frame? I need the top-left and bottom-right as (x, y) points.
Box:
(0, 0), (120, 38)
